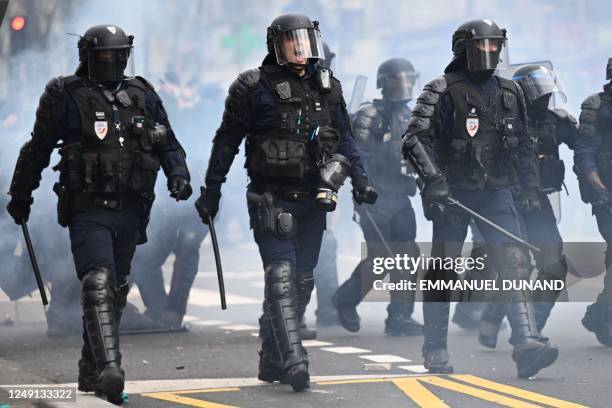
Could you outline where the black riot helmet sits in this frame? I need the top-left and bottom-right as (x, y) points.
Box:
(512, 64), (567, 108)
(319, 41), (336, 70)
(266, 14), (324, 71)
(445, 19), (509, 73)
(76, 24), (134, 83)
(377, 58), (419, 102)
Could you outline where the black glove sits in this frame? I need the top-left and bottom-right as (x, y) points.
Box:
(352, 176), (378, 205)
(520, 188), (542, 213)
(195, 186), (221, 225)
(168, 176), (192, 201)
(421, 175), (449, 221)
(6, 197), (33, 225)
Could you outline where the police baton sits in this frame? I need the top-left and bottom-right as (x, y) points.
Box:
(446, 197), (541, 253)
(21, 222), (48, 307)
(207, 214), (226, 310)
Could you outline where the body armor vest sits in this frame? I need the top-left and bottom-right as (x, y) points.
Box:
(57, 76), (160, 195)
(441, 73), (520, 190)
(364, 100), (415, 193)
(245, 65), (333, 185)
(594, 90), (612, 189)
(529, 111), (565, 192)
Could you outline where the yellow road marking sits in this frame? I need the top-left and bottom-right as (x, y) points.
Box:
(142, 387), (240, 408)
(419, 376), (542, 408)
(452, 375), (589, 408)
(392, 378), (450, 408)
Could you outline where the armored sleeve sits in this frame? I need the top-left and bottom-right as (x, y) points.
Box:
(513, 82), (540, 189)
(144, 85), (191, 182)
(350, 102), (380, 163)
(329, 77), (367, 178)
(204, 69), (259, 190)
(552, 108), (578, 150)
(9, 77), (67, 200)
(574, 93), (601, 175)
(401, 76), (448, 181)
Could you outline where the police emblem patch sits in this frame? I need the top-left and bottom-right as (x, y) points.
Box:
(466, 107), (479, 137)
(94, 121), (108, 140)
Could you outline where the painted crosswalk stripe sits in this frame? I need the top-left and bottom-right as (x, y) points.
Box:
(302, 340), (333, 347)
(359, 354), (411, 363)
(220, 324), (259, 331)
(320, 346), (371, 354)
(398, 365), (429, 374)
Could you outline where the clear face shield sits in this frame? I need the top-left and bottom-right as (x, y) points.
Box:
(88, 47), (135, 82)
(513, 66), (567, 108)
(466, 38), (509, 71)
(383, 70), (420, 102)
(273, 28), (324, 66)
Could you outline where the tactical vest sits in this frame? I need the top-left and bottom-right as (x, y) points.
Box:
(245, 65), (334, 184)
(57, 76), (160, 197)
(365, 100), (415, 193)
(594, 90), (612, 189)
(528, 111), (564, 192)
(441, 73), (520, 190)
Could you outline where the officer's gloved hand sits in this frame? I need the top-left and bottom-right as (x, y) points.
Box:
(593, 188), (612, 212)
(421, 175), (449, 221)
(195, 186), (221, 225)
(168, 176), (192, 201)
(352, 176), (378, 205)
(6, 197), (33, 225)
(520, 188), (542, 212)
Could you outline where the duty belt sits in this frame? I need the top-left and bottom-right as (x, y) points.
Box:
(251, 183), (314, 202)
(72, 192), (144, 211)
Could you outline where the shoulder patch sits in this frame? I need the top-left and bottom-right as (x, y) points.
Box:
(423, 76), (447, 93)
(581, 93), (601, 110)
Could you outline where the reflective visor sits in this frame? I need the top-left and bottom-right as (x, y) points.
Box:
(513, 66), (567, 104)
(273, 28), (324, 65)
(383, 70), (419, 101)
(466, 38), (509, 71)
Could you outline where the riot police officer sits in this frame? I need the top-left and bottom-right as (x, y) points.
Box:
(6, 25), (191, 404)
(333, 58), (422, 336)
(575, 58), (612, 346)
(402, 19), (558, 378)
(195, 14), (375, 392)
(479, 63), (577, 348)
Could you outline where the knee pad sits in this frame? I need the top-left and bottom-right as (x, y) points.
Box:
(265, 261), (294, 300)
(81, 267), (115, 307)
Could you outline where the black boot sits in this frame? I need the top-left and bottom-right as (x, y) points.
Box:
(81, 267), (125, 405)
(331, 290), (360, 332)
(422, 301), (453, 374)
(582, 296), (612, 346)
(385, 304), (422, 336)
(296, 271), (316, 340)
(265, 261), (309, 392)
(452, 302), (483, 332)
(478, 301), (506, 349)
(78, 319), (98, 393)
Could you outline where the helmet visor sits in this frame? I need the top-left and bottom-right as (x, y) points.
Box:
(88, 47), (134, 82)
(273, 28), (324, 66)
(383, 70), (419, 101)
(466, 38), (509, 71)
(512, 66), (567, 105)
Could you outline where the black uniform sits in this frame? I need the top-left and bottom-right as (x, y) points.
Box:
(575, 69), (612, 346)
(479, 106), (577, 347)
(7, 25), (190, 404)
(195, 14), (372, 392)
(402, 20), (558, 378)
(333, 98), (421, 334)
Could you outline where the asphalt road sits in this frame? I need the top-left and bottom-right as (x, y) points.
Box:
(0, 247), (606, 408)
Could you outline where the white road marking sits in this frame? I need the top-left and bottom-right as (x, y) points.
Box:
(191, 320), (231, 327)
(359, 355), (411, 363)
(398, 365), (429, 374)
(250, 332), (259, 337)
(302, 340), (333, 347)
(220, 324), (259, 331)
(321, 346), (371, 354)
